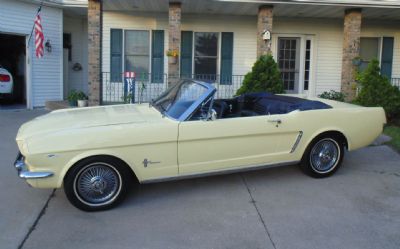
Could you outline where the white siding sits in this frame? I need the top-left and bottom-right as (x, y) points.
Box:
(102, 12), (256, 79)
(0, 0), (63, 108)
(102, 11), (400, 98)
(64, 16), (88, 94)
(273, 18), (344, 95)
(102, 12), (169, 77)
(181, 14), (257, 76)
(361, 20), (400, 79)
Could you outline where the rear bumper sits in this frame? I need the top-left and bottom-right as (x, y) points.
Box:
(14, 153), (53, 179)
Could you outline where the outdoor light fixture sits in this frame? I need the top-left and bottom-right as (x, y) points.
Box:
(45, 39), (52, 53)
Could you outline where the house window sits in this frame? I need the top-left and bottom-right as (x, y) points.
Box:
(124, 30), (150, 77)
(360, 37), (394, 78)
(194, 32), (218, 81)
(304, 40), (311, 91)
(278, 38), (300, 92)
(180, 31), (233, 84)
(360, 37), (379, 72)
(110, 29), (165, 82)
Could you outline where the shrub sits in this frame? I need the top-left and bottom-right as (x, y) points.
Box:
(236, 55), (285, 95)
(76, 91), (88, 100)
(353, 59), (400, 120)
(318, 90), (346, 102)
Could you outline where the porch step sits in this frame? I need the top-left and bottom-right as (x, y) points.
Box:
(45, 100), (71, 111)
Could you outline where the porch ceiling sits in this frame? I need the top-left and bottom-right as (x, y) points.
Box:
(102, 0), (400, 20)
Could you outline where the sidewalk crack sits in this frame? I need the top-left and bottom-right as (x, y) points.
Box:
(18, 189), (56, 249)
(241, 174), (277, 249)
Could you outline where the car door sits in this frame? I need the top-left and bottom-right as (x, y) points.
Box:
(178, 111), (302, 175)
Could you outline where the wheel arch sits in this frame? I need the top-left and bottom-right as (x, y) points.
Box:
(306, 130), (349, 151)
(58, 152), (140, 188)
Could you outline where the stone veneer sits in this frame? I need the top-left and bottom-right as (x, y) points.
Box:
(257, 5), (273, 57)
(88, 0), (101, 106)
(168, 2), (181, 85)
(341, 8), (362, 101)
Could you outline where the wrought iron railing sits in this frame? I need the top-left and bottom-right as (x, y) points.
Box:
(101, 73), (245, 105)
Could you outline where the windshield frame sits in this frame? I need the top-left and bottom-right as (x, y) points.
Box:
(152, 79), (216, 121)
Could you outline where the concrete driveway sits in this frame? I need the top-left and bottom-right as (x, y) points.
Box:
(1, 110), (399, 249)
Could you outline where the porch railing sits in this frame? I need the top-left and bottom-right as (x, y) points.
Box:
(101, 74), (400, 105)
(101, 73), (245, 105)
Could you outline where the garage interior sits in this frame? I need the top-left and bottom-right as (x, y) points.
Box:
(0, 33), (26, 109)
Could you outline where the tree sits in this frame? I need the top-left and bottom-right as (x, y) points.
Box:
(354, 59), (400, 120)
(236, 55), (285, 95)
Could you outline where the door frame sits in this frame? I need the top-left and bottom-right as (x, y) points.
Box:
(272, 34), (316, 96)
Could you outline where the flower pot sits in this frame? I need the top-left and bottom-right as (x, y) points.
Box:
(168, 56), (178, 64)
(69, 100), (77, 107)
(77, 100), (88, 107)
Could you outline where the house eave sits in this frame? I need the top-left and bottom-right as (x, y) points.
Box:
(216, 0), (400, 8)
(17, 0), (88, 9)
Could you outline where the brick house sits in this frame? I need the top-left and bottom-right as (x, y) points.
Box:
(1, 0), (400, 108)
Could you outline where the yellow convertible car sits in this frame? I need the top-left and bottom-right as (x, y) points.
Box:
(15, 80), (386, 211)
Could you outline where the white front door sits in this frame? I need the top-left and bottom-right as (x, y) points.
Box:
(275, 36), (314, 95)
(277, 37), (301, 94)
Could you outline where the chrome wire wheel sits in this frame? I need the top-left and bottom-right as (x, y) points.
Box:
(309, 138), (340, 174)
(73, 163), (122, 207)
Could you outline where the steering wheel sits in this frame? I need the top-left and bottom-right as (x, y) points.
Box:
(213, 100), (228, 119)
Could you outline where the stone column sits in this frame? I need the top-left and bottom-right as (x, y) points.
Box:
(168, 2), (181, 85)
(88, 0), (101, 106)
(341, 8), (362, 101)
(257, 5), (273, 57)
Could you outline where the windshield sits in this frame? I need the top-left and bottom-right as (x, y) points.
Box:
(152, 80), (210, 120)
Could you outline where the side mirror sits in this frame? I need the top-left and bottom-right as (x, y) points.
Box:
(209, 109), (217, 121)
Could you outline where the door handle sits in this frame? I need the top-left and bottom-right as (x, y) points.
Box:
(268, 119), (282, 127)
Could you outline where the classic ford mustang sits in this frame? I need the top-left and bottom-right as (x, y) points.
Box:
(15, 80), (386, 211)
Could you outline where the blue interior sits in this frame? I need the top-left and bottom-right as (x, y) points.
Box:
(213, 92), (332, 118)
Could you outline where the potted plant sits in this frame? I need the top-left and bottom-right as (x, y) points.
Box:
(166, 49), (179, 64)
(67, 90), (78, 107)
(76, 91), (88, 107)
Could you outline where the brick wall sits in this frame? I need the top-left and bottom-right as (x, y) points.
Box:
(257, 5), (273, 57)
(168, 2), (181, 85)
(341, 8), (362, 101)
(88, 0), (101, 106)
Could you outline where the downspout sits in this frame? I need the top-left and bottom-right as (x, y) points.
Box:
(99, 0), (103, 105)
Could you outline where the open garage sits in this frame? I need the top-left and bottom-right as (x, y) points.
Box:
(0, 33), (26, 109)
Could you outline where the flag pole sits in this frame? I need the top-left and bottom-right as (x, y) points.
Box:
(27, 1), (43, 48)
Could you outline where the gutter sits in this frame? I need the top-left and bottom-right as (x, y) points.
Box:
(215, 0), (400, 8)
(17, 0), (88, 9)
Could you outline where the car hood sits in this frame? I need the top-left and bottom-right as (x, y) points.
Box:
(16, 104), (164, 140)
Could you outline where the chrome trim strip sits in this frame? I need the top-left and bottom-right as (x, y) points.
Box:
(141, 160), (300, 184)
(19, 171), (54, 179)
(290, 131), (303, 153)
(14, 153), (54, 179)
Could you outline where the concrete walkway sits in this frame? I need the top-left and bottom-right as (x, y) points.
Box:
(1, 110), (399, 249)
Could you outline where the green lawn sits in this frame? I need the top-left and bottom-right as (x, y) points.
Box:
(384, 125), (400, 152)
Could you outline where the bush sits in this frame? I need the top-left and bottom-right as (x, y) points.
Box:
(318, 90), (346, 102)
(236, 55), (285, 95)
(353, 59), (400, 120)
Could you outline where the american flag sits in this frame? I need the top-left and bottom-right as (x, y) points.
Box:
(34, 13), (44, 58)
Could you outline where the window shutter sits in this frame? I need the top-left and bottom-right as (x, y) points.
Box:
(110, 29), (123, 82)
(181, 31), (193, 78)
(220, 32), (233, 85)
(381, 37), (394, 79)
(151, 30), (165, 83)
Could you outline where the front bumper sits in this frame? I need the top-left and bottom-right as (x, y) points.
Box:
(14, 153), (53, 179)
